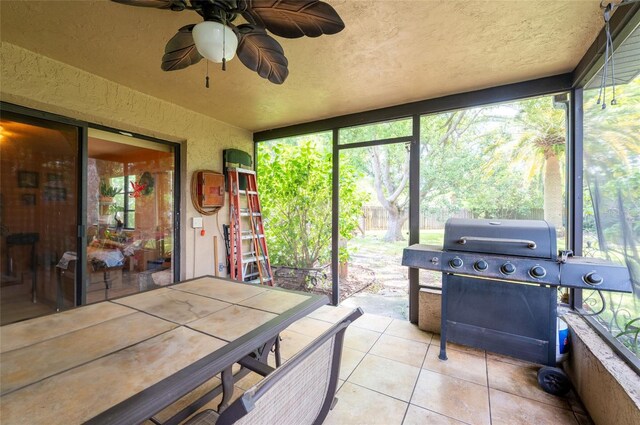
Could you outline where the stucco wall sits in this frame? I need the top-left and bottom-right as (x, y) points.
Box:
(0, 42), (253, 280)
(564, 314), (640, 425)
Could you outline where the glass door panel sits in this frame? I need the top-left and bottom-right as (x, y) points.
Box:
(339, 142), (410, 319)
(86, 129), (175, 303)
(0, 112), (79, 324)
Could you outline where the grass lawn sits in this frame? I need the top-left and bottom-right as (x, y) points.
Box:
(348, 229), (445, 257)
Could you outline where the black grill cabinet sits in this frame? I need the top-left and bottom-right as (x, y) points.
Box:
(403, 218), (632, 366)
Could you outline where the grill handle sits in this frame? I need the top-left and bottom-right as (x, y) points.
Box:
(457, 236), (537, 250)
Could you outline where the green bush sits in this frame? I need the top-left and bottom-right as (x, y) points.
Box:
(258, 141), (366, 269)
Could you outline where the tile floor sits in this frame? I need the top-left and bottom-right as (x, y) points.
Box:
(167, 305), (594, 425)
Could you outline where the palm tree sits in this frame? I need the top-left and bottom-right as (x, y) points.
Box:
(506, 97), (566, 230)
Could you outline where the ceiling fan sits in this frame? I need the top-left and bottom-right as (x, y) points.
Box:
(111, 0), (345, 84)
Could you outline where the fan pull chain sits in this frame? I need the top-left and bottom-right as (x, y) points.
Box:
(206, 60), (210, 89)
(607, 21), (617, 105)
(222, 14), (227, 72)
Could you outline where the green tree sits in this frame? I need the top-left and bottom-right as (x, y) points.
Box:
(257, 140), (365, 268)
(364, 142), (410, 241)
(421, 109), (544, 219)
(342, 114), (486, 241)
(342, 111), (540, 241)
(340, 120), (412, 241)
(484, 97), (567, 229)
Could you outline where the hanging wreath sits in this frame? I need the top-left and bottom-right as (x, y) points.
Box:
(139, 172), (155, 196)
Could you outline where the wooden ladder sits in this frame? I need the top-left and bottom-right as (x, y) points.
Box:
(228, 168), (273, 285)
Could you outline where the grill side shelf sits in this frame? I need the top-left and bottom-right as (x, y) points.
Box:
(559, 258), (632, 293)
(402, 245), (442, 271)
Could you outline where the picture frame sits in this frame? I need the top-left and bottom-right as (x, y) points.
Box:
(43, 187), (67, 202)
(46, 173), (64, 183)
(21, 194), (36, 206)
(17, 171), (39, 188)
(46, 173), (65, 189)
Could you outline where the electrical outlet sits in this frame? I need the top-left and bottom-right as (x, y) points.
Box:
(192, 217), (203, 228)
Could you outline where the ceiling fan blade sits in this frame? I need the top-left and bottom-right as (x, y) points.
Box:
(161, 25), (203, 71)
(111, 0), (187, 11)
(235, 24), (289, 84)
(240, 0), (344, 39)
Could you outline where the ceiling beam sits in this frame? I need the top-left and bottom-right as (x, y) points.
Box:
(254, 73), (572, 142)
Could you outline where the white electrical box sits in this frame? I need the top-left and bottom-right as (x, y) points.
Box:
(192, 217), (203, 228)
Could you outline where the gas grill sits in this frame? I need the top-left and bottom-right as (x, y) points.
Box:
(402, 218), (632, 366)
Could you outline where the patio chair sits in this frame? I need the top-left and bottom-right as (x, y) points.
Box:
(184, 307), (363, 425)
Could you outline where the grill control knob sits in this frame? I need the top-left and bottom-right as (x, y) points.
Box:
(474, 260), (488, 271)
(529, 266), (546, 279)
(584, 272), (603, 286)
(500, 262), (516, 275)
(450, 257), (463, 269)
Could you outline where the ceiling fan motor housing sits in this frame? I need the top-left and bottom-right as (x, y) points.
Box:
(192, 21), (238, 62)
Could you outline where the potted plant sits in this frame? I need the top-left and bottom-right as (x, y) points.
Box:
(99, 181), (122, 215)
(338, 246), (350, 279)
(99, 180), (122, 203)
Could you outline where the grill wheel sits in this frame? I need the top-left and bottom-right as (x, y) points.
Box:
(537, 366), (571, 396)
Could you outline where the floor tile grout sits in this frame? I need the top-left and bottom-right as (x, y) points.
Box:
(363, 351), (422, 370)
(484, 356), (573, 412)
(345, 380), (413, 406)
(340, 322), (385, 383)
(401, 341), (431, 425)
(419, 349), (489, 387)
(487, 386), (572, 412)
(486, 351), (493, 425)
(307, 310), (588, 425)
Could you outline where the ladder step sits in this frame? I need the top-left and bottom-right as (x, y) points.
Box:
(240, 211), (262, 217)
(243, 255), (268, 263)
(244, 272), (260, 278)
(228, 167), (256, 175)
(247, 277), (272, 284)
(241, 234), (265, 240)
(238, 190), (259, 195)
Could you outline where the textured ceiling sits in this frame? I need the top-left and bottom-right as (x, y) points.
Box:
(1, 0), (605, 132)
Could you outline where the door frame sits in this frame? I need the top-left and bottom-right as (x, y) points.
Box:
(0, 102), (182, 306)
(331, 132), (414, 307)
(89, 123), (182, 292)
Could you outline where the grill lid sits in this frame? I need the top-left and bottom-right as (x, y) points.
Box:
(444, 218), (557, 259)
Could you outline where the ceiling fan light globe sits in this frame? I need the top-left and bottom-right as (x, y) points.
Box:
(192, 21), (238, 63)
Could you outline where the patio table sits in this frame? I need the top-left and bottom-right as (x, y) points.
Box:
(0, 276), (328, 425)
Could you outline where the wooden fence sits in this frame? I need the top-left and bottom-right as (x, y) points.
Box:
(361, 206), (545, 230)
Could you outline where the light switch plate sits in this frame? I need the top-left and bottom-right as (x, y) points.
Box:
(192, 217), (203, 228)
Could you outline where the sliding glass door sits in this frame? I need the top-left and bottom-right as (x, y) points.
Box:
(85, 129), (177, 304)
(0, 106), (181, 323)
(0, 112), (80, 324)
